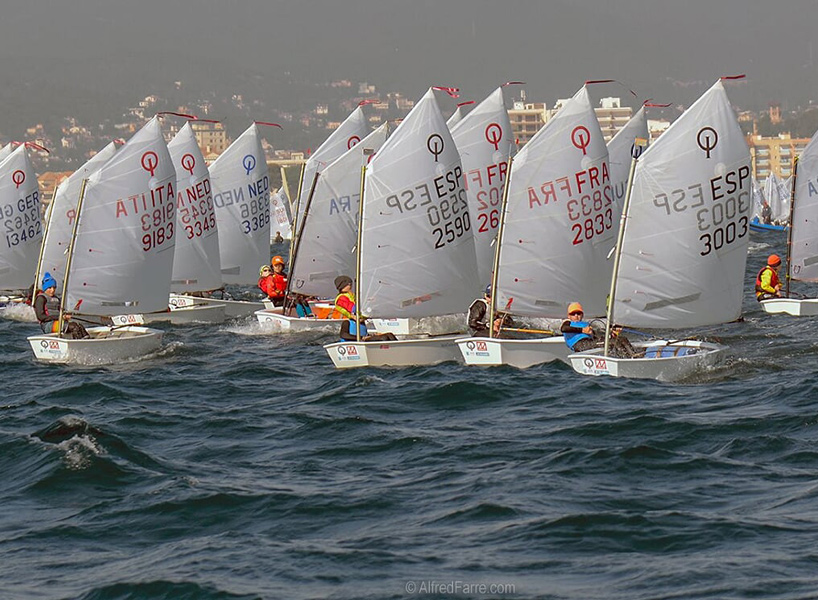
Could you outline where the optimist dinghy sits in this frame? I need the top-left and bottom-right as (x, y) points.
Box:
(324, 88), (479, 368)
(27, 118), (174, 364)
(257, 116), (390, 333)
(456, 83), (630, 367)
(569, 78), (753, 381)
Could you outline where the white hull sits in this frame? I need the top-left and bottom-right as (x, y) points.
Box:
(456, 336), (570, 367)
(324, 335), (464, 368)
(144, 302), (226, 325)
(28, 326), (163, 365)
(568, 340), (726, 382)
(255, 309), (344, 332)
(760, 297), (818, 317)
(174, 294), (264, 319)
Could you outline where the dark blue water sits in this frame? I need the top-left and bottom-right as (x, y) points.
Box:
(3, 235), (818, 600)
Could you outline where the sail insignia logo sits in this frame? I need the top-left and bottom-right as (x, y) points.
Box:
(181, 153), (196, 175)
(426, 134), (444, 162)
(697, 127), (718, 158)
(485, 123), (503, 151)
(243, 154), (257, 175)
(571, 126), (591, 155)
(141, 151), (158, 176)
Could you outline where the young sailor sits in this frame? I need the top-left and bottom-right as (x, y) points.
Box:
(560, 302), (634, 357)
(333, 275), (396, 342)
(755, 254), (782, 301)
(467, 285), (511, 337)
(33, 273), (89, 339)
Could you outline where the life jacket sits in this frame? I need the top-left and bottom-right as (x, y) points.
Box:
(270, 273), (287, 298)
(563, 319), (592, 350)
(258, 275), (276, 297)
(755, 265), (780, 297)
(35, 292), (62, 333)
(334, 292), (356, 319)
(341, 318), (367, 342)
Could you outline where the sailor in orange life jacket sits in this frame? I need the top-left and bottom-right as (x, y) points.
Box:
(32, 272), (89, 338)
(333, 275), (396, 342)
(258, 257), (288, 306)
(755, 254), (783, 301)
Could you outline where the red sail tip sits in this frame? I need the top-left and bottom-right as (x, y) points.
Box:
(457, 101), (475, 107)
(255, 121), (283, 129)
(156, 111), (198, 120)
(358, 99), (378, 106)
(585, 79), (615, 85)
(720, 74), (746, 81)
(432, 86), (461, 98)
(502, 81), (526, 86)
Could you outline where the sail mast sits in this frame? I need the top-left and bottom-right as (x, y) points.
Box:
(354, 153), (371, 342)
(785, 156), (798, 298)
(488, 155), (514, 338)
(604, 138), (646, 356)
(56, 179), (88, 336)
(33, 180), (60, 294)
(284, 171), (320, 303)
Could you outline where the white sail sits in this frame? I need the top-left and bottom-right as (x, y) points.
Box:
(613, 80), (752, 328)
(751, 176), (766, 216)
(789, 131), (818, 282)
(295, 106), (370, 228)
(495, 85), (613, 318)
(210, 123), (271, 284)
(290, 123), (388, 298)
(0, 145), (43, 291)
(608, 105), (648, 220)
(446, 105), (469, 128)
(168, 123), (222, 293)
(360, 88), (479, 318)
(764, 173), (789, 221)
(450, 87), (515, 285)
(38, 141), (118, 288)
(270, 187), (292, 241)
(65, 117), (177, 315)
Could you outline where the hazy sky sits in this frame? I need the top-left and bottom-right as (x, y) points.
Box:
(2, 0), (818, 113)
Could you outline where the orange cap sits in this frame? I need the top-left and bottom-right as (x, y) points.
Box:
(567, 302), (584, 315)
(272, 255), (285, 266)
(767, 254), (781, 267)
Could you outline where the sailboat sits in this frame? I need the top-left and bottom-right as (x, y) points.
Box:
(159, 121), (226, 324)
(256, 123), (389, 332)
(569, 78), (753, 381)
(27, 117), (175, 364)
(193, 122), (272, 318)
(324, 87), (479, 368)
(456, 84), (616, 368)
(0, 144), (44, 308)
(760, 134), (818, 316)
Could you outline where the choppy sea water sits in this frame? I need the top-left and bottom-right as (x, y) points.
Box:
(3, 234), (818, 600)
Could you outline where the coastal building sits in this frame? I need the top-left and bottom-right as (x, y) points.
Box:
(748, 133), (810, 180)
(508, 101), (548, 146)
(190, 120), (229, 157)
